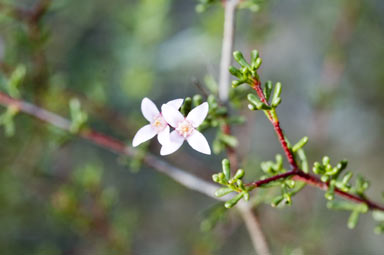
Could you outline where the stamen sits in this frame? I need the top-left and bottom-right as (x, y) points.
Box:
(176, 119), (194, 138)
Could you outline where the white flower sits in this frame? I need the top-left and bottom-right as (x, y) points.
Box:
(160, 102), (211, 155)
(132, 97), (183, 147)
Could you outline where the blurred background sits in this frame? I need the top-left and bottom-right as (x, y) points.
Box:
(0, 0), (384, 254)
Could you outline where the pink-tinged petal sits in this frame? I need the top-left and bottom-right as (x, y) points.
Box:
(186, 102), (209, 128)
(141, 97), (160, 122)
(132, 124), (157, 147)
(160, 131), (184, 156)
(186, 129), (211, 155)
(166, 98), (184, 110)
(157, 125), (170, 145)
(161, 104), (184, 128)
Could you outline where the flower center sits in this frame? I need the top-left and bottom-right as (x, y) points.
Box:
(176, 119), (194, 138)
(151, 115), (167, 132)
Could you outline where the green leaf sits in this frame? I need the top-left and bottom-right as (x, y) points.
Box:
(292, 136), (308, 152)
(348, 210), (360, 229)
(233, 51), (250, 68)
(222, 158), (231, 180)
(215, 187), (233, 197)
(224, 193), (244, 208)
(233, 169), (245, 180)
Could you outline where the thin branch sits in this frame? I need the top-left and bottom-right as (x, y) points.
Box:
(238, 203), (271, 255)
(218, 0), (240, 102)
(218, 2), (271, 254)
(247, 80), (384, 212)
(0, 92), (222, 201)
(251, 80), (297, 168)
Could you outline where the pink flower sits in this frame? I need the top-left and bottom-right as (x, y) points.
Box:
(132, 97), (183, 147)
(160, 102), (211, 155)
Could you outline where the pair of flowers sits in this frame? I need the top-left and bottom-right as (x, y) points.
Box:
(132, 97), (211, 155)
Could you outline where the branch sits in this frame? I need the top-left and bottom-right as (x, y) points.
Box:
(238, 202), (271, 255)
(218, 0), (240, 102)
(246, 80), (384, 212)
(218, 2), (271, 254)
(0, 92), (222, 201)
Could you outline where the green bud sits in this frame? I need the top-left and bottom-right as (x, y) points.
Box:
(322, 156), (330, 166)
(271, 195), (284, 207)
(261, 161), (273, 174)
(236, 179), (244, 190)
(342, 172), (353, 185)
(271, 97), (281, 108)
(207, 95), (218, 109)
(220, 134), (238, 148)
(250, 49), (259, 64)
(215, 187), (233, 197)
(292, 136), (309, 152)
(233, 51), (250, 68)
(321, 175), (329, 183)
(232, 80), (242, 88)
(222, 159), (231, 180)
(224, 193), (244, 208)
(228, 116), (246, 125)
(8, 64), (26, 98)
(233, 169), (245, 180)
(212, 174), (220, 183)
(275, 154), (283, 170)
(327, 201), (354, 211)
(252, 58), (262, 70)
(229, 66), (243, 78)
(348, 210), (360, 229)
(325, 191), (334, 201)
(215, 107), (228, 116)
(271, 82), (282, 102)
(263, 81), (273, 102)
(374, 224), (384, 235)
(248, 104), (257, 111)
(243, 192), (250, 201)
(286, 180), (296, 189)
(193, 94), (203, 106)
(218, 173), (226, 182)
(248, 94), (271, 110)
(313, 162), (323, 174)
(283, 193), (292, 205)
(180, 97), (192, 116)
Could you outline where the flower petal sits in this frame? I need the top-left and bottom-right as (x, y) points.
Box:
(160, 131), (184, 156)
(186, 102), (209, 128)
(161, 104), (184, 128)
(132, 124), (157, 147)
(141, 97), (160, 122)
(166, 98), (184, 110)
(157, 125), (170, 145)
(186, 129), (211, 155)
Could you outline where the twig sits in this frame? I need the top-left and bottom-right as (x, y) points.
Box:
(218, 0), (240, 102)
(0, 92), (222, 201)
(246, 79), (384, 212)
(238, 203), (271, 255)
(219, 2), (271, 254)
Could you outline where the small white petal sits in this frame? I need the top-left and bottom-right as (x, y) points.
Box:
(166, 98), (184, 110)
(132, 124), (157, 147)
(157, 125), (170, 145)
(141, 97), (160, 122)
(186, 129), (211, 155)
(160, 131), (184, 156)
(161, 104), (184, 128)
(186, 102), (209, 128)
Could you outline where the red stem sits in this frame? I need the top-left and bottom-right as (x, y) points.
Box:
(248, 79), (384, 211)
(252, 80), (297, 169)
